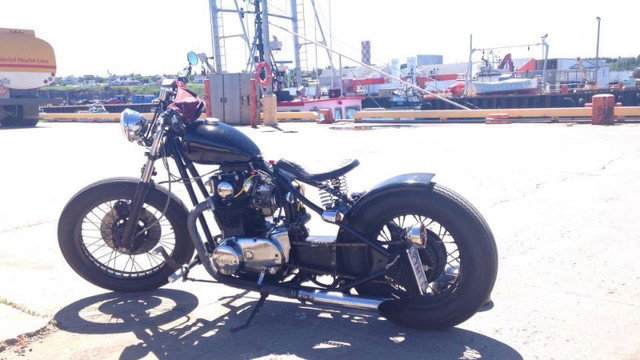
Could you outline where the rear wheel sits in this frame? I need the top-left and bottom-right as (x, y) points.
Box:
(0, 115), (18, 127)
(339, 183), (498, 329)
(0, 109), (38, 127)
(21, 118), (39, 127)
(58, 178), (194, 292)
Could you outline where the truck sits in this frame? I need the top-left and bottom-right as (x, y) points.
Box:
(105, 95), (127, 104)
(0, 28), (58, 127)
(131, 94), (155, 104)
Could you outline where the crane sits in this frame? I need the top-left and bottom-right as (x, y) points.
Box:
(575, 57), (597, 90)
(497, 53), (514, 73)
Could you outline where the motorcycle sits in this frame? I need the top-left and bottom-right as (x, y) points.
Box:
(58, 52), (498, 330)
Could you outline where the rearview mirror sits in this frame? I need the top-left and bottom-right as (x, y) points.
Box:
(187, 51), (199, 66)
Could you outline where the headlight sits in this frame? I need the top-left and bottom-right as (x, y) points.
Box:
(120, 109), (149, 143)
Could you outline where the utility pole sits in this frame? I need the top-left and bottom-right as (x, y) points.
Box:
(595, 16), (601, 86)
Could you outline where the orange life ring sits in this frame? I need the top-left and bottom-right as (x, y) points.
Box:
(255, 62), (273, 87)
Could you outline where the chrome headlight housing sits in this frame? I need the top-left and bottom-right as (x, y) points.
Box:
(120, 109), (149, 143)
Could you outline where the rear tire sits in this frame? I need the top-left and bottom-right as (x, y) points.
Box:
(21, 118), (39, 127)
(0, 116), (18, 127)
(58, 178), (194, 292)
(0, 116), (37, 128)
(339, 183), (498, 329)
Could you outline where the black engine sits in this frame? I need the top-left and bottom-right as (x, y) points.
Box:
(209, 169), (280, 238)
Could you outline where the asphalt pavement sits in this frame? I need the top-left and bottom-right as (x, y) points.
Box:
(1, 121), (639, 359)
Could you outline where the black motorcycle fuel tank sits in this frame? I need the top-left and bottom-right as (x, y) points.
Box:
(182, 119), (261, 165)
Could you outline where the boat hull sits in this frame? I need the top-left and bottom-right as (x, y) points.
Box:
(472, 78), (538, 95)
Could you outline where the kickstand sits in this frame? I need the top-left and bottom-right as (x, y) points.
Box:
(230, 292), (269, 332)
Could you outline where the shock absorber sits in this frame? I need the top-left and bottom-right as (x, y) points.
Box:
(318, 176), (348, 208)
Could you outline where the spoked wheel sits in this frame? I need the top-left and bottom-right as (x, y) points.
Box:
(339, 183), (498, 329)
(368, 214), (461, 299)
(83, 200), (171, 278)
(58, 178), (194, 292)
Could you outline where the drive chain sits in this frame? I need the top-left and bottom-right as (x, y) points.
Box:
(288, 264), (358, 280)
(288, 264), (391, 285)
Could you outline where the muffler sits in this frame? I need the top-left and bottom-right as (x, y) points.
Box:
(185, 199), (385, 312)
(296, 289), (382, 310)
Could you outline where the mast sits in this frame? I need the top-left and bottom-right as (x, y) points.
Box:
(233, 0), (254, 69)
(339, 54), (343, 95)
(291, 0), (302, 87)
(329, 0), (333, 89)
(595, 17), (601, 86)
(309, 0), (336, 79)
(463, 34), (473, 97)
(206, 0), (311, 87)
(261, 0), (272, 93)
(209, 0), (223, 73)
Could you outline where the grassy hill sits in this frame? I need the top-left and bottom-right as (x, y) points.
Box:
(39, 83), (205, 102)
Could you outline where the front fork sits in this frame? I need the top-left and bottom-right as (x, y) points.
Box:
(119, 126), (164, 251)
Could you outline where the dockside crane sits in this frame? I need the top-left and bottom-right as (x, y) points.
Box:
(575, 57), (597, 90)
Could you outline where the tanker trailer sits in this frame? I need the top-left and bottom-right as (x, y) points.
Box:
(0, 28), (57, 127)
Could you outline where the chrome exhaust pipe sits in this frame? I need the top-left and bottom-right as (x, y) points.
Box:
(185, 198), (384, 312)
(296, 290), (383, 311)
(187, 198), (219, 278)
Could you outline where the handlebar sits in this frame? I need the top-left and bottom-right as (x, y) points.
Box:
(158, 108), (184, 134)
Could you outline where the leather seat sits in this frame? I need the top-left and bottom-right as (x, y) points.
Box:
(276, 159), (359, 184)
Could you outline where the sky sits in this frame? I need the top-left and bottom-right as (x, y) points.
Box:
(2, 0), (639, 77)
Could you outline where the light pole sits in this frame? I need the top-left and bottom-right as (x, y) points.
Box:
(595, 16), (601, 86)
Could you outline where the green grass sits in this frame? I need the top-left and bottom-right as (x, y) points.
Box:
(0, 298), (42, 318)
(40, 83), (206, 99)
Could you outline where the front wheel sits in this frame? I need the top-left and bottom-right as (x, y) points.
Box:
(58, 178), (195, 292)
(339, 183), (498, 329)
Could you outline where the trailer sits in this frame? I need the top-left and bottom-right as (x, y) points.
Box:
(0, 28), (58, 127)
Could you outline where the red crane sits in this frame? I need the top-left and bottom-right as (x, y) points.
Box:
(497, 53), (514, 73)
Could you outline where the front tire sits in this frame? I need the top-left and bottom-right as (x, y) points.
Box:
(58, 178), (194, 292)
(339, 183), (498, 329)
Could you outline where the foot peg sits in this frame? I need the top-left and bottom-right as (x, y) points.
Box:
(168, 265), (190, 283)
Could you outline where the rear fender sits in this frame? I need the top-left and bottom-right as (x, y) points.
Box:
(343, 173), (435, 221)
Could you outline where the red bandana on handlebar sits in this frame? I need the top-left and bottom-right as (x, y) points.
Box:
(167, 84), (205, 124)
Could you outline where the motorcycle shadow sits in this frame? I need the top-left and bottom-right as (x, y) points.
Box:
(54, 289), (522, 359)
